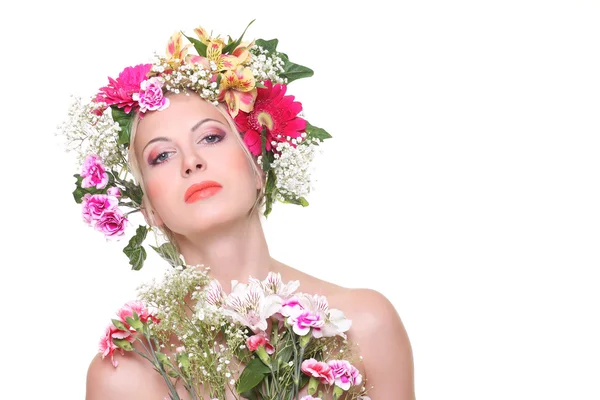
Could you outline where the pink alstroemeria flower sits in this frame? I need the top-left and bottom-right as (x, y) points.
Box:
(81, 154), (109, 189)
(301, 358), (334, 385)
(300, 396), (323, 400)
(327, 360), (363, 391)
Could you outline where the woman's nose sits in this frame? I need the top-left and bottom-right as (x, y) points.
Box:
(181, 152), (205, 177)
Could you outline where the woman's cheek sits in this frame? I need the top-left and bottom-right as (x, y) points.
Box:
(145, 176), (169, 206)
(228, 146), (256, 180)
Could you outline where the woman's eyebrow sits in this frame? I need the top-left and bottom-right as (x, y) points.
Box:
(142, 136), (170, 153)
(142, 118), (224, 153)
(190, 118), (223, 132)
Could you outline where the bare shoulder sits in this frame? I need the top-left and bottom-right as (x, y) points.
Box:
(86, 351), (167, 400)
(336, 288), (415, 399)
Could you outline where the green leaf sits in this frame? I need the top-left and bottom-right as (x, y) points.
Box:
(182, 33), (207, 57)
(263, 170), (276, 218)
(111, 319), (127, 331)
(299, 374), (310, 392)
(282, 196), (309, 207)
(260, 127), (270, 173)
(112, 338), (134, 351)
(255, 38), (279, 53)
(239, 390), (260, 400)
(275, 340), (294, 368)
(155, 351), (169, 366)
(123, 225), (148, 270)
(72, 174), (104, 203)
(125, 315), (143, 331)
(111, 107), (133, 147)
(222, 19), (255, 54)
(150, 242), (184, 268)
(176, 352), (190, 376)
(304, 122), (332, 143)
(281, 59), (314, 83)
(236, 357), (270, 394)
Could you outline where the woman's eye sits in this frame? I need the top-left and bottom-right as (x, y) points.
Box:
(151, 152), (171, 165)
(203, 134), (223, 144)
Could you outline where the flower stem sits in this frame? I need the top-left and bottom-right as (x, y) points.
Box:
(141, 334), (182, 400)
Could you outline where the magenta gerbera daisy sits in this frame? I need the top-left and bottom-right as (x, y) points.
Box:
(234, 80), (307, 156)
(94, 64), (152, 114)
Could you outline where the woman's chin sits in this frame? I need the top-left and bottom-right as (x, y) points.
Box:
(173, 203), (255, 234)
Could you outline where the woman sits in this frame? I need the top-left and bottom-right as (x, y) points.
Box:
(71, 24), (414, 399)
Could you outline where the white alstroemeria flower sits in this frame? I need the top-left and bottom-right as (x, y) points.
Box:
(321, 308), (352, 338)
(222, 281), (283, 332)
(281, 293), (352, 338)
(205, 279), (227, 307)
(250, 272), (300, 298)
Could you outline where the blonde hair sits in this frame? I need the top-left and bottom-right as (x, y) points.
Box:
(127, 94), (266, 251)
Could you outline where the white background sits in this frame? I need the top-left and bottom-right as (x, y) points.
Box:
(1, 0), (599, 398)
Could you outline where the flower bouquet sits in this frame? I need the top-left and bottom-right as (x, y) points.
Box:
(101, 267), (370, 400)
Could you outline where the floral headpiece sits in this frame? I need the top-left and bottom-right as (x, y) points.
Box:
(59, 21), (331, 270)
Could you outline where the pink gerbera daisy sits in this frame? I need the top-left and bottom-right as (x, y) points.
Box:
(234, 80), (307, 156)
(94, 64), (152, 113)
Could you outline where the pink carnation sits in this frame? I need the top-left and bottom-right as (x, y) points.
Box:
(81, 154), (109, 189)
(300, 396), (322, 400)
(132, 77), (169, 113)
(301, 358), (334, 385)
(82, 194), (118, 225)
(246, 334), (275, 354)
(94, 208), (128, 239)
(291, 311), (325, 336)
(117, 300), (159, 327)
(99, 324), (132, 368)
(106, 187), (121, 197)
(94, 64), (152, 113)
(327, 360), (362, 391)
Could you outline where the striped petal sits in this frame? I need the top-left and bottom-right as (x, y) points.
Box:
(186, 55), (210, 69)
(224, 90), (239, 117)
(238, 89), (257, 113)
(207, 41), (224, 63)
(193, 26), (209, 44)
(166, 32), (190, 60)
(219, 55), (240, 71)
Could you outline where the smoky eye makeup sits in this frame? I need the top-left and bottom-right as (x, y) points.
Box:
(195, 125), (228, 144)
(147, 147), (174, 166)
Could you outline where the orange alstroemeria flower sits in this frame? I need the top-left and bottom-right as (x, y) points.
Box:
(219, 66), (257, 117)
(187, 26), (252, 72)
(166, 32), (191, 62)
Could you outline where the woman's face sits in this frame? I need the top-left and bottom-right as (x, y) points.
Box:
(133, 92), (261, 235)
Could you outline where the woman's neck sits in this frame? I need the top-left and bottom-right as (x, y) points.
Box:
(174, 213), (280, 290)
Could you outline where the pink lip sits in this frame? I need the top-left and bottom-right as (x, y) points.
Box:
(184, 181), (223, 203)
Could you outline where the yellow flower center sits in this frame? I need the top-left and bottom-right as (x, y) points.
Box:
(257, 112), (274, 130)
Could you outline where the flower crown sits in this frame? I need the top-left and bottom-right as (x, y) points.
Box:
(59, 21), (331, 270)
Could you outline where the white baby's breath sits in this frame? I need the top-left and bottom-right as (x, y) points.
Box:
(271, 138), (323, 201)
(249, 45), (287, 85)
(57, 96), (125, 169)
